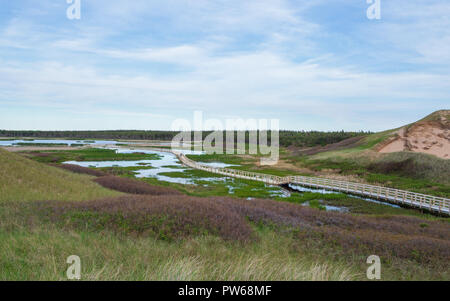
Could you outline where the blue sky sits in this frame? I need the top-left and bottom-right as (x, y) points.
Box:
(0, 0), (449, 131)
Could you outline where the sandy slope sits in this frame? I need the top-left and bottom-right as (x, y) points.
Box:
(378, 110), (450, 159)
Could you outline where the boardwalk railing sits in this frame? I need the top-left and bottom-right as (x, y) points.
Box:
(145, 148), (450, 215)
(287, 176), (449, 215)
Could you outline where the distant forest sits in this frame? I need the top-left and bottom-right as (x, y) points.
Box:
(0, 130), (370, 148)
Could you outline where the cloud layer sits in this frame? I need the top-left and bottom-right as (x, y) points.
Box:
(0, 0), (449, 130)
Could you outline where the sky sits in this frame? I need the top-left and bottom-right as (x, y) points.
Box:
(0, 0), (449, 131)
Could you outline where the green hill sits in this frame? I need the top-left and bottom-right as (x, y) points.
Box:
(0, 148), (120, 203)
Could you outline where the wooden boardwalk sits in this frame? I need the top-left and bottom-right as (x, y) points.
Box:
(149, 148), (450, 216)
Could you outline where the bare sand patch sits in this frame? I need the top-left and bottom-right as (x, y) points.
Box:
(379, 121), (449, 159)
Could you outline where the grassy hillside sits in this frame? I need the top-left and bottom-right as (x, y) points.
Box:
(308, 110), (448, 158)
(416, 109), (449, 124)
(0, 148), (120, 203)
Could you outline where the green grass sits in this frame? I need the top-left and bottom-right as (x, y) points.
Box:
(291, 155), (450, 198)
(97, 165), (155, 177)
(141, 176), (267, 198)
(364, 173), (450, 197)
(186, 152), (304, 177)
(352, 131), (393, 151)
(0, 148), (120, 203)
(372, 152), (450, 184)
(0, 226), (359, 281)
(186, 153), (252, 165)
(158, 169), (224, 179)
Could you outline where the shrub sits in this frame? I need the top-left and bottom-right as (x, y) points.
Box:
(370, 152), (450, 184)
(93, 176), (181, 195)
(368, 158), (416, 175)
(52, 164), (106, 177)
(34, 195), (450, 265)
(39, 195), (254, 242)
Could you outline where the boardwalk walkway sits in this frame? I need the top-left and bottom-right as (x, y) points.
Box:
(149, 148), (450, 216)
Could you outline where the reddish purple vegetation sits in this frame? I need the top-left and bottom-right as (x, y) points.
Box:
(41, 195), (254, 242)
(213, 197), (450, 263)
(35, 195), (450, 265)
(93, 176), (181, 195)
(53, 163), (107, 177)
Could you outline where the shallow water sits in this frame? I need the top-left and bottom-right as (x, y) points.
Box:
(65, 148), (236, 185)
(288, 184), (401, 208)
(288, 184), (339, 195)
(301, 201), (350, 213)
(265, 184), (291, 198)
(199, 162), (240, 168)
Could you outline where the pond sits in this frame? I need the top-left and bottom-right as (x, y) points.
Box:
(65, 147), (236, 185)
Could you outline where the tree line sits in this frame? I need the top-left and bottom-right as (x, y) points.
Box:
(0, 130), (369, 148)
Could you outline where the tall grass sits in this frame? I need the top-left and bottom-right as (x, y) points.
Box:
(0, 149), (120, 203)
(370, 152), (450, 184)
(0, 227), (358, 281)
(25, 195), (450, 268)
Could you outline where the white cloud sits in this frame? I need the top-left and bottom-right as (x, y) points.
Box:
(0, 0), (449, 131)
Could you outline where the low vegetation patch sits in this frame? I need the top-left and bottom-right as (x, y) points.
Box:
(52, 163), (107, 177)
(28, 195), (450, 269)
(97, 165), (154, 177)
(369, 152), (450, 184)
(37, 195), (254, 242)
(93, 176), (181, 195)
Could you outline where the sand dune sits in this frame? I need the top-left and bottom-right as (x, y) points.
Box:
(378, 110), (449, 159)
